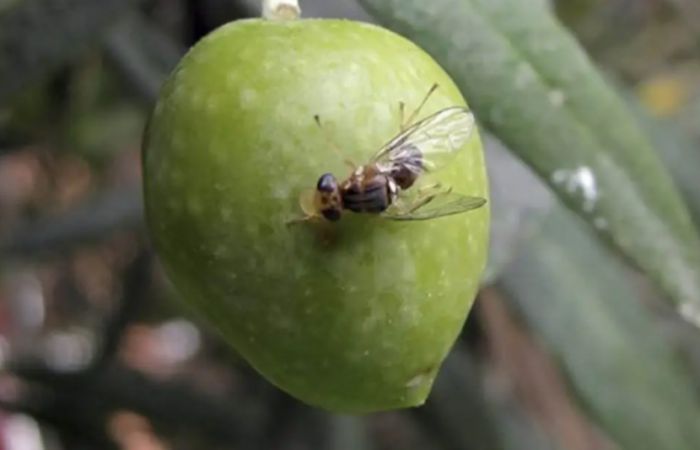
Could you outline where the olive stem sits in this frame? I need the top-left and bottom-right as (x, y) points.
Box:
(262, 0), (301, 20)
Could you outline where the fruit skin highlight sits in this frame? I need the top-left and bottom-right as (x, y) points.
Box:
(142, 18), (489, 413)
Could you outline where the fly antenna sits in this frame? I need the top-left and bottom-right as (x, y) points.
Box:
(313, 114), (356, 171)
(402, 83), (439, 129)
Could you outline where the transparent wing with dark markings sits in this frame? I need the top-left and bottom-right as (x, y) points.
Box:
(372, 106), (476, 175)
(382, 187), (486, 221)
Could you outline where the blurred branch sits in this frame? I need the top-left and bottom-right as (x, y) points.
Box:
(6, 360), (261, 446)
(274, 404), (330, 450)
(411, 347), (505, 450)
(477, 288), (614, 450)
(104, 12), (185, 104)
(0, 0), (137, 106)
(87, 249), (152, 372)
(328, 415), (373, 450)
(252, 392), (332, 450)
(0, 394), (119, 450)
(1, 237), (266, 448)
(0, 184), (143, 258)
(2, 250), (153, 448)
(256, 392), (303, 449)
(288, 410), (331, 450)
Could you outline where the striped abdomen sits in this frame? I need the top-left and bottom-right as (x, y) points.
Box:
(341, 173), (392, 214)
(389, 143), (423, 189)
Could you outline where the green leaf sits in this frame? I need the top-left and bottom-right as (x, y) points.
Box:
(359, 0), (700, 321)
(482, 134), (552, 284)
(650, 121), (700, 229)
(500, 204), (700, 450)
(422, 349), (561, 450)
(0, 0), (134, 106)
(416, 349), (507, 450)
(104, 12), (184, 104)
(625, 99), (700, 228)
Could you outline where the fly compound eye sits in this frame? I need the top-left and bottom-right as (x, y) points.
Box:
(317, 173), (338, 193)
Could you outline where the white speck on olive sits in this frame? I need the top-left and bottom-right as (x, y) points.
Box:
(190, 91), (204, 109)
(171, 133), (185, 151)
(206, 98), (219, 112)
(186, 197), (203, 215)
(271, 183), (290, 199)
(226, 72), (237, 88)
(213, 245), (227, 258)
(240, 88), (258, 107)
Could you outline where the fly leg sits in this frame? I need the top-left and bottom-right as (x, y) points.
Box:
(415, 182), (446, 196)
(407, 183), (451, 213)
(390, 193), (436, 216)
(390, 183), (449, 215)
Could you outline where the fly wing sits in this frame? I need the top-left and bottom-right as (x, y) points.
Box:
(382, 186), (486, 221)
(372, 107), (476, 175)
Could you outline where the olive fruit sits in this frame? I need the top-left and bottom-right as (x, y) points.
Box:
(143, 17), (489, 412)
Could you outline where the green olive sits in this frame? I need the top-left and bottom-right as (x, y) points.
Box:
(143, 17), (489, 413)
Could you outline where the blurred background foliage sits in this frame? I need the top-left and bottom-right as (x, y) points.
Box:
(1, 0), (700, 449)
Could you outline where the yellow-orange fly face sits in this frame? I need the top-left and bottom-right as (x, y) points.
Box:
(315, 173), (343, 221)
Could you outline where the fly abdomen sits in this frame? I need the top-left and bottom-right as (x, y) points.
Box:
(342, 175), (391, 214)
(390, 144), (423, 189)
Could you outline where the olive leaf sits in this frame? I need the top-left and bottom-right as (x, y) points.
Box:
(627, 102), (700, 228)
(482, 133), (552, 285)
(0, 0), (134, 106)
(104, 12), (184, 104)
(359, 0), (700, 321)
(416, 350), (507, 450)
(0, 186), (143, 258)
(423, 349), (561, 450)
(500, 204), (700, 450)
